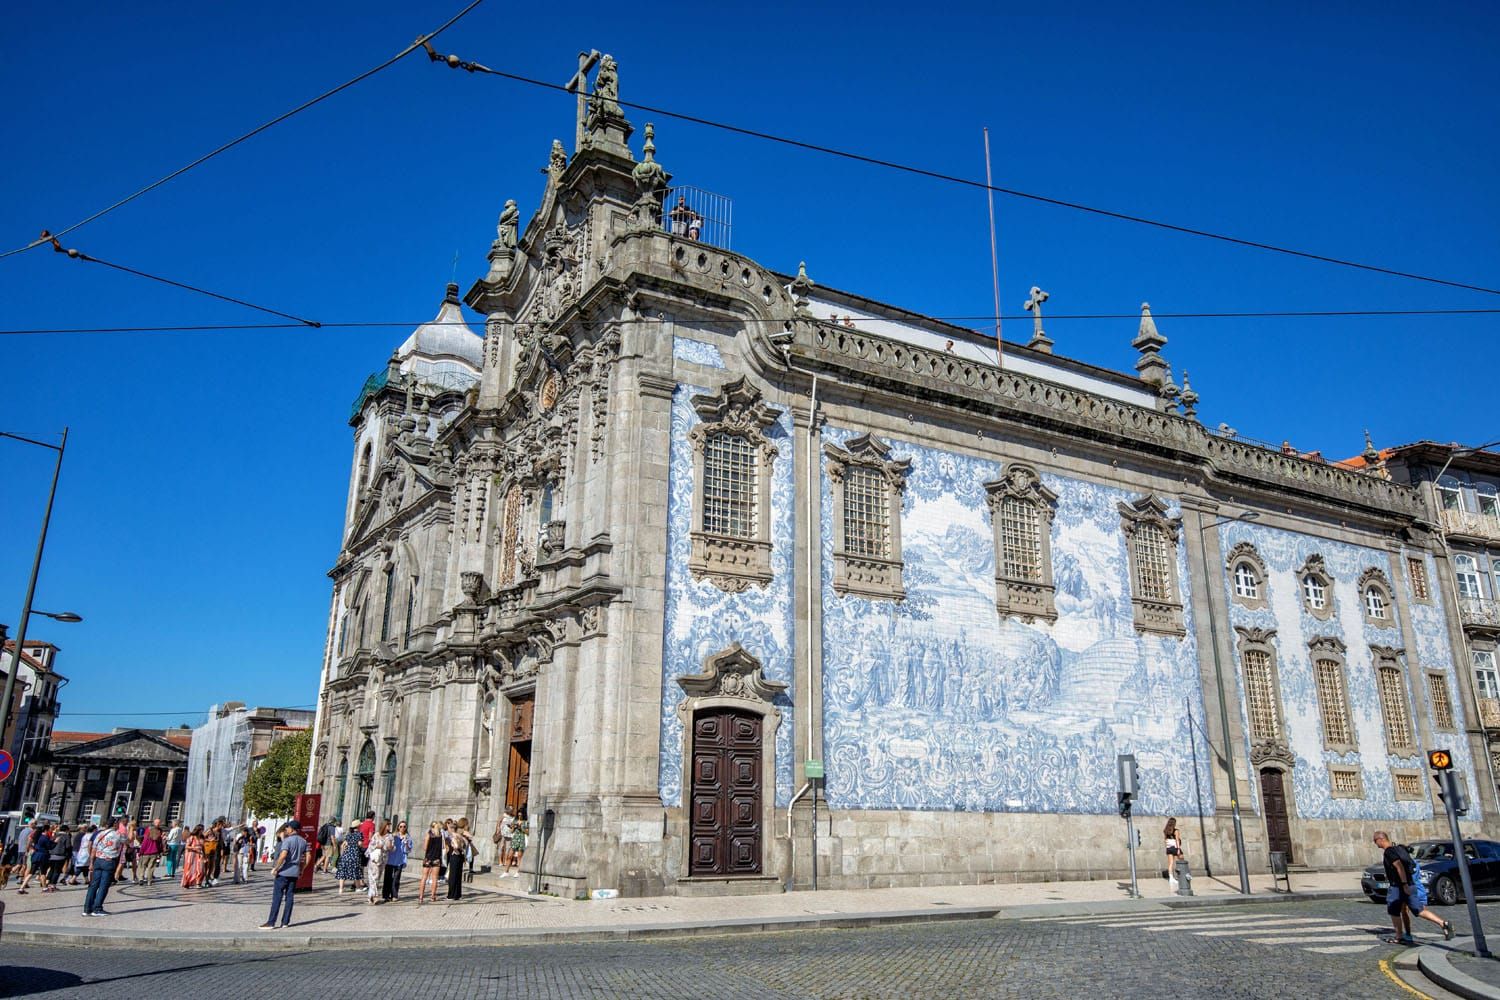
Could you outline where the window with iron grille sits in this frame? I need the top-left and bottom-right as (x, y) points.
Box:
(1409, 557), (1431, 602)
(1394, 771), (1424, 800)
(1315, 659), (1353, 747)
(141, 801), (155, 821)
(1377, 665), (1414, 751)
(168, 801), (183, 823)
(1429, 672), (1456, 730)
(1330, 767), (1364, 798)
(81, 799), (96, 819)
(702, 432), (757, 538)
(843, 466), (889, 558)
(1001, 497), (1042, 581)
(1243, 648), (1281, 742)
(1131, 523), (1173, 601)
(1234, 562), (1261, 600)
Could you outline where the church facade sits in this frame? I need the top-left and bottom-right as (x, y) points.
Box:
(307, 54), (1495, 896)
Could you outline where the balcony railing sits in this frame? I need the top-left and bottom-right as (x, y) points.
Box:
(1480, 697), (1500, 730)
(1460, 598), (1500, 632)
(1441, 507), (1500, 542)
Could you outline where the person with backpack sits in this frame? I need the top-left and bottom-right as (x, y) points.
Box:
(1373, 830), (1454, 944)
(317, 819), (338, 873)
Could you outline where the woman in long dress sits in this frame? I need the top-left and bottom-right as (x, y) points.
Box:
(181, 825), (205, 889)
(364, 822), (389, 904)
(444, 819), (470, 900)
(335, 827), (364, 893)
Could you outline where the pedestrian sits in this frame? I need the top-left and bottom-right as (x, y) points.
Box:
(18, 822), (52, 893)
(83, 820), (127, 916)
(138, 822), (162, 885)
(506, 811), (528, 878)
(259, 820), (308, 930)
(202, 820), (220, 885)
(335, 826), (363, 893)
(15, 820), (38, 892)
(69, 824), (94, 885)
(318, 817), (338, 873)
(419, 821), (443, 904)
(44, 823), (72, 892)
(364, 822), (388, 904)
(445, 819), (470, 900)
(123, 820), (140, 883)
(384, 821), (412, 902)
(1373, 830), (1453, 944)
(163, 819), (183, 878)
(234, 826), (252, 884)
(1163, 817), (1187, 890)
(457, 816), (476, 882)
(181, 824), (206, 889)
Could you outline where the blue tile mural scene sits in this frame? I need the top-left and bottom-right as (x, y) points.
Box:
(818, 425), (1214, 817)
(671, 336), (725, 369)
(1216, 521), (1480, 821)
(659, 384), (794, 808)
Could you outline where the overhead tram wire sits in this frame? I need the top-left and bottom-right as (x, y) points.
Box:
(3, 306), (1499, 338)
(421, 47), (1500, 299)
(44, 235), (321, 326)
(0, 0), (487, 262)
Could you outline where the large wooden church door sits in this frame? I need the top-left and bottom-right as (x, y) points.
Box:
(506, 696), (533, 818)
(1260, 768), (1293, 863)
(689, 708), (763, 876)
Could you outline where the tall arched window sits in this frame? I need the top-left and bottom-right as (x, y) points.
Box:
(335, 755), (349, 821)
(358, 442), (373, 489)
(354, 739), (376, 818)
(403, 576), (418, 648)
(1372, 647), (1415, 754)
(380, 751), (398, 819)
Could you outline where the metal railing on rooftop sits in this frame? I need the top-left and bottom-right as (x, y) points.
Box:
(659, 186), (733, 250)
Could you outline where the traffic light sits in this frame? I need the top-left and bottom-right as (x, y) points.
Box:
(111, 790), (132, 819)
(20, 801), (37, 823)
(1429, 749), (1453, 771)
(1435, 770), (1471, 817)
(1118, 792), (1133, 819)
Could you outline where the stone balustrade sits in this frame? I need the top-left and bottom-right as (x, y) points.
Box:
(1442, 507), (1500, 542)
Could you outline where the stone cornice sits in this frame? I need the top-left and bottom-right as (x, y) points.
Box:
(789, 324), (1426, 522)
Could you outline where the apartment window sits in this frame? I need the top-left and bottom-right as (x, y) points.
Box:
(1456, 554), (1485, 600)
(1408, 556), (1431, 603)
(1299, 554), (1335, 621)
(81, 799), (96, 820)
(1226, 542), (1268, 611)
(1119, 496), (1185, 636)
(1438, 482), (1463, 512)
(168, 801), (183, 823)
(1480, 490), (1500, 520)
(1311, 637), (1355, 751)
(1475, 649), (1500, 700)
(1329, 766), (1364, 799)
(986, 464), (1059, 621)
(688, 377), (778, 592)
(140, 801), (155, 822)
(1428, 671), (1456, 730)
(1393, 770), (1424, 801)
(826, 434), (910, 601)
(1372, 649), (1415, 753)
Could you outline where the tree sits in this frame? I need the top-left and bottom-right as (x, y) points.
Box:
(242, 728), (311, 817)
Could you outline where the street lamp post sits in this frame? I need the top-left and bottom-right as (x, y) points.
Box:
(1198, 508), (1259, 895)
(0, 428), (72, 804)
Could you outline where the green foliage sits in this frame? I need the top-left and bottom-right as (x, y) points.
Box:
(242, 728), (312, 817)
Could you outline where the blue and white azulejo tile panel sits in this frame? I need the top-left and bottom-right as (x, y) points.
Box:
(819, 425), (1212, 816)
(659, 384), (794, 808)
(671, 337), (725, 369)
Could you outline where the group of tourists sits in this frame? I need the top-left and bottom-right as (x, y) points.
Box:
(317, 806), (528, 904)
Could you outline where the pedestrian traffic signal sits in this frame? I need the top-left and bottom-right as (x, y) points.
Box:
(1435, 769), (1471, 817)
(1429, 749), (1453, 771)
(1118, 792), (1132, 819)
(111, 790), (132, 818)
(20, 801), (37, 823)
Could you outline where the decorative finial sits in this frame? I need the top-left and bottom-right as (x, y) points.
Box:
(790, 262), (815, 315)
(1132, 301), (1171, 390)
(417, 398), (431, 436)
(1362, 428), (1379, 465)
(444, 281), (460, 304)
(1179, 370), (1199, 419)
(1023, 286), (1053, 353)
(400, 381), (417, 433)
(632, 123), (667, 191)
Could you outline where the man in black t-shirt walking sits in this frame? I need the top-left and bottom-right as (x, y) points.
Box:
(1374, 830), (1454, 944)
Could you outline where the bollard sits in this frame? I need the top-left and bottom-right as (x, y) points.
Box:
(1174, 858), (1194, 896)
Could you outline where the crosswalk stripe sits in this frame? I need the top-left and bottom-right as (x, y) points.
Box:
(1306, 945), (1379, 954)
(1106, 916), (1336, 930)
(1066, 914), (1273, 927)
(1243, 934), (1380, 945)
(1188, 920), (1345, 935)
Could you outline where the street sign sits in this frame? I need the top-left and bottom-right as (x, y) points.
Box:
(0, 750), (13, 783)
(804, 760), (824, 779)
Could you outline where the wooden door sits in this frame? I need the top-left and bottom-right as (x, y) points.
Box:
(1260, 768), (1293, 863)
(505, 695), (533, 816)
(688, 708), (763, 876)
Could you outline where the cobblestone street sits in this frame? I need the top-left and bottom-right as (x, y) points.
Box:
(2, 897), (1468, 999)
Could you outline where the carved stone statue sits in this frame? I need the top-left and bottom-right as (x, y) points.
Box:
(549, 140), (567, 179)
(497, 199), (519, 250)
(592, 55), (620, 116)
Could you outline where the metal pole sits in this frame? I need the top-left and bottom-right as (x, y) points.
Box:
(811, 780), (818, 891)
(1186, 696), (1213, 877)
(0, 428), (67, 810)
(1125, 808), (1139, 898)
(1199, 513), (1252, 894)
(1442, 770), (1490, 957)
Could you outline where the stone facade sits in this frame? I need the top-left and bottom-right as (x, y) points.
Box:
(308, 54), (1497, 896)
(32, 729), (191, 826)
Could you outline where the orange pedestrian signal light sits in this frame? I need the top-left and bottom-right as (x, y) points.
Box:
(1428, 749), (1453, 771)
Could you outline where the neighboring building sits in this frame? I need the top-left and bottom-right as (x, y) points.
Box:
(308, 53), (1495, 897)
(1346, 441), (1500, 790)
(0, 637), (67, 811)
(183, 703), (315, 826)
(30, 728), (191, 826)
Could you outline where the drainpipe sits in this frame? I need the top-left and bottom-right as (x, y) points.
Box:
(805, 371), (819, 890)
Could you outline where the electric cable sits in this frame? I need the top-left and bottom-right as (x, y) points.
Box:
(422, 47), (1500, 298)
(43, 235), (320, 326)
(0, 0), (487, 262)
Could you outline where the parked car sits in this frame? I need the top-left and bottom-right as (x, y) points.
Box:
(1361, 839), (1500, 905)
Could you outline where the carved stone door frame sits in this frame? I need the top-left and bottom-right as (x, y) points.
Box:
(675, 643), (785, 878)
(1256, 759), (1297, 865)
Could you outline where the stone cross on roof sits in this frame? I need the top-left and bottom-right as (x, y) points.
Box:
(565, 50), (602, 153)
(1024, 286), (1054, 354)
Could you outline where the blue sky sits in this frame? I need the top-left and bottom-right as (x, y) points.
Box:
(2, 1), (1496, 731)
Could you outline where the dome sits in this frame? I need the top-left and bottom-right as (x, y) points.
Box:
(394, 283), (483, 371)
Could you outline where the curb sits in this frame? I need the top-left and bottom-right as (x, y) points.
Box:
(1418, 939), (1500, 1000)
(2, 887), (1361, 952)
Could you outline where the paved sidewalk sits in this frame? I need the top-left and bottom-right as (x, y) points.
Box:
(0, 867), (1362, 951)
